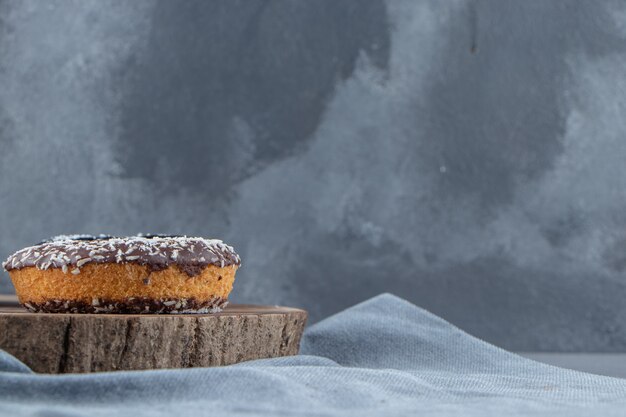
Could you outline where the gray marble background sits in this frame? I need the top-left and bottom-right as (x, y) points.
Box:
(1, 0), (626, 351)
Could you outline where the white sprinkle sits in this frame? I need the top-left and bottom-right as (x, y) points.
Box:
(76, 257), (92, 267)
(62, 264), (68, 274)
(163, 301), (176, 306)
(71, 268), (80, 275)
(126, 256), (140, 260)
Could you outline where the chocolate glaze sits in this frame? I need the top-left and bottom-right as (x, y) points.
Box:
(3, 235), (241, 277)
(38, 234), (116, 245)
(38, 234), (183, 245)
(21, 296), (228, 314)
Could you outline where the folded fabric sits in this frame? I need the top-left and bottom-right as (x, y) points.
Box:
(1, 294), (625, 416)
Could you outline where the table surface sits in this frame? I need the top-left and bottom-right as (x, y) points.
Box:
(517, 353), (626, 379)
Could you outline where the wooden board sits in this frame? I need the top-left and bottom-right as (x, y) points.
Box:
(0, 295), (307, 374)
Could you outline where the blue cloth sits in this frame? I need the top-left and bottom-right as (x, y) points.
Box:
(1, 294), (626, 416)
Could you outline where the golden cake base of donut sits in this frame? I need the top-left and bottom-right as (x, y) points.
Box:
(8, 263), (237, 313)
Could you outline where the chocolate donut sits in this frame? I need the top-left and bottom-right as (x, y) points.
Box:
(2, 235), (241, 314)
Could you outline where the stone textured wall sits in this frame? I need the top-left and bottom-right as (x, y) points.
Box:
(1, 0), (626, 350)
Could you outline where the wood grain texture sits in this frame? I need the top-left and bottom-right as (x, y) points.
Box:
(0, 299), (307, 374)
